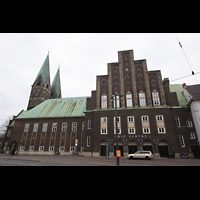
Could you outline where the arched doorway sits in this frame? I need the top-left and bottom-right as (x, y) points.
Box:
(158, 140), (170, 157)
(10, 141), (17, 151)
(99, 140), (106, 156)
(127, 140), (138, 154)
(113, 141), (124, 156)
(143, 140), (154, 154)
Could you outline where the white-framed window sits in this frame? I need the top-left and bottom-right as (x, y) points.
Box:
(158, 127), (165, 133)
(52, 123), (57, 132)
(126, 93), (133, 107)
(62, 122), (67, 132)
(20, 146), (25, 151)
(179, 135), (185, 147)
(59, 146), (65, 152)
(139, 92), (146, 106)
(189, 132), (196, 139)
(128, 116), (134, 122)
(114, 95), (120, 108)
(7, 130), (11, 137)
(114, 117), (120, 122)
(175, 117), (181, 127)
(42, 123), (48, 132)
(142, 116), (148, 122)
(143, 128), (150, 133)
(152, 91), (160, 106)
(70, 146), (75, 152)
(29, 146), (34, 151)
(24, 123), (30, 132)
(88, 119), (91, 129)
(87, 136), (90, 147)
(49, 146), (54, 151)
(82, 122), (85, 131)
(101, 129), (107, 134)
(156, 115), (163, 121)
(101, 95), (107, 108)
(101, 117), (107, 123)
(186, 121), (193, 127)
(72, 122), (77, 132)
(129, 128), (135, 134)
(114, 128), (121, 134)
(33, 123), (39, 132)
(39, 146), (44, 151)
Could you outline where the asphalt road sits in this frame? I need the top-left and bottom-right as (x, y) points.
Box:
(1, 154), (200, 166)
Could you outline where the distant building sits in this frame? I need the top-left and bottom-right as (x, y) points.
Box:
(183, 83), (200, 148)
(4, 50), (200, 158)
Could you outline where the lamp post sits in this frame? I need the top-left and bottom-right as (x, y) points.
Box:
(111, 93), (123, 166)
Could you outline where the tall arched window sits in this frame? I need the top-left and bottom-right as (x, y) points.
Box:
(139, 92), (146, 106)
(152, 91), (160, 106)
(126, 93), (133, 107)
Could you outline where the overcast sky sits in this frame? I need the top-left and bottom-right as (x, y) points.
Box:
(0, 33), (200, 125)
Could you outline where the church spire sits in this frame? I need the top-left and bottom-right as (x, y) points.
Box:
(50, 67), (62, 99)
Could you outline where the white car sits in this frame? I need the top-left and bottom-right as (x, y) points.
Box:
(127, 151), (154, 160)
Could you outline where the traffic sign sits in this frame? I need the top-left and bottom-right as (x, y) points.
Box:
(116, 150), (121, 158)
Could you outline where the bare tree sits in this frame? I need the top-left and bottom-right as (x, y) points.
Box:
(0, 116), (13, 137)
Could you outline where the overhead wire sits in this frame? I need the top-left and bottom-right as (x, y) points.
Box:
(174, 33), (198, 83)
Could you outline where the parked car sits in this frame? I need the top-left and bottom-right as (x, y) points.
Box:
(127, 151), (154, 160)
(177, 153), (189, 159)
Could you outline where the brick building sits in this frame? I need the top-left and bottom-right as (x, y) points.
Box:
(4, 50), (200, 158)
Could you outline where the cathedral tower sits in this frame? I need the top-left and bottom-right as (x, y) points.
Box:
(27, 54), (51, 110)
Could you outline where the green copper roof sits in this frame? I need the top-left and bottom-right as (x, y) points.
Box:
(17, 97), (89, 119)
(169, 84), (188, 106)
(33, 54), (50, 85)
(51, 68), (61, 95)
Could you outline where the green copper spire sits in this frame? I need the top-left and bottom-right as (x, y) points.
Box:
(51, 67), (62, 98)
(33, 53), (50, 85)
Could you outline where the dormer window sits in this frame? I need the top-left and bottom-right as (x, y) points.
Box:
(139, 92), (146, 106)
(126, 93), (133, 107)
(101, 95), (107, 108)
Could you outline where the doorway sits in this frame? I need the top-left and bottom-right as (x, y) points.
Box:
(158, 141), (170, 157)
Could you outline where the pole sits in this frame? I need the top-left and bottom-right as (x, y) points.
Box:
(106, 140), (109, 160)
(114, 94), (120, 166)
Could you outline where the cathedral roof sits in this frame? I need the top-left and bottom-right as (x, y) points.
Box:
(33, 54), (50, 85)
(51, 68), (61, 96)
(17, 96), (89, 119)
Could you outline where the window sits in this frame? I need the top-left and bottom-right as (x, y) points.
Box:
(126, 93), (133, 107)
(29, 146), (34, 151)
(179, 135), (185, 147)
(189, 132), (196, 139)
(156, 115), (163, 121)
(52, 123), (57, 132)
(114, 128), (121, 134)
(82, 122), (85, 131)
(101, 117), (107, 123)
(101, 95), (107, 108)
(33, 123), (39, 132)
(101, 129), (107, 134)
(128, 116), (134, 122)
(142, 116), (148, 122)
(158, 127), (165, 133)
(186, 121), (193, 127)
(139, 92), (146, 106)
(114, 117), (120, 122)
(70, 146), (75, 152)
(39, 146), (44, 151)
(72, 122), (77, 132)
(60, 146), (65, 152)
(114, 95), (120, 108)
(175, 117), (181, 127)
(20, 146), (25, 151)
(49, 146), (54, 151)
(88, 119), (91, 129)
(7, 130), (11, 137)
(143, 128), (150, 133)
(62, 122), (67, 132)
(87, 136), (90, 147)
(24, 123), (30, 132)
(129, 128), (135, 134)
(152, 91), (160, 106)
(42, 123), (48, 132)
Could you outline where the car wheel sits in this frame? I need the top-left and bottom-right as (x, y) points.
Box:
(145, 156), (150, 160)
(130, 156), (134, 159)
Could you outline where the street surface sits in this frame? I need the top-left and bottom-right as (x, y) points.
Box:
(0, 154), (200, 166)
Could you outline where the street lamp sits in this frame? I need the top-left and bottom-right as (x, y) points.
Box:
(111, 93), (123, 166)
